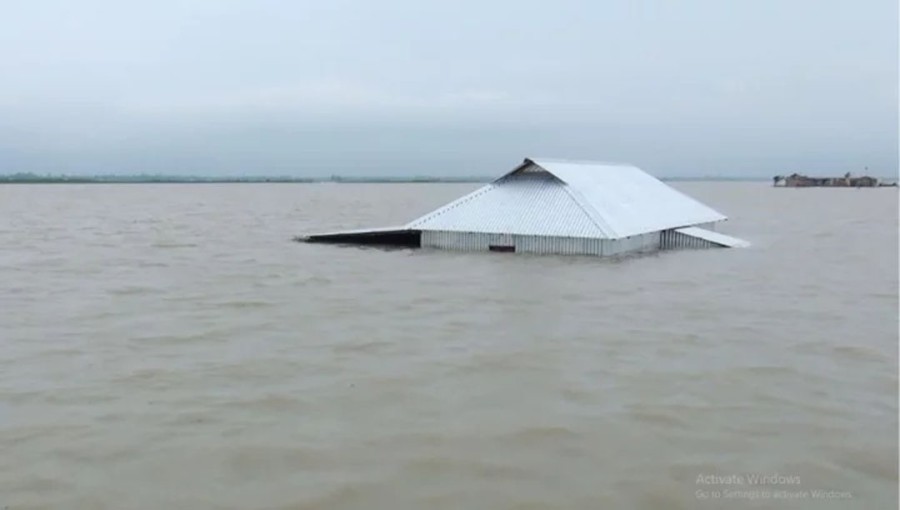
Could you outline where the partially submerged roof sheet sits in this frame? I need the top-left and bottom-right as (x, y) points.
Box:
(674, 227), (750, 248)
(299, 225), (419, 246)
(300, 225), (408, 238)
(296, 225), (409, 243)
(406, 158), (727, 239)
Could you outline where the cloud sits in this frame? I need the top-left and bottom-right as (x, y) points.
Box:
(0, 0), (895, 176)
(117, 80), (555, 123)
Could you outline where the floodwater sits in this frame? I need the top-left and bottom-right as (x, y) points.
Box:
(0, 182), (896, 509)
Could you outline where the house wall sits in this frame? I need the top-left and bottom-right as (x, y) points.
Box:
(420, 230), (661, 257)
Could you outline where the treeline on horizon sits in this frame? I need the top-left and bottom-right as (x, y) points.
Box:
(0, 172), (491, 184)
(0, 172), (779, 184)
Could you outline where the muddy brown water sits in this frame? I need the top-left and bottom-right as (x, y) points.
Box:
(0, 182), (896, 509)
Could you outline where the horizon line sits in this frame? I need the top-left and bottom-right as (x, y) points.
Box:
(1, 172), (896, 183)
(0, 173), (787, 183)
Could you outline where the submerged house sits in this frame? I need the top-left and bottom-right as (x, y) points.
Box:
(774, 173), (881, 188)
(301, 157), (748, 257)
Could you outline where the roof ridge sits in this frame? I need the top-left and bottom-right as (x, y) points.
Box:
(559, 184), (617, 238)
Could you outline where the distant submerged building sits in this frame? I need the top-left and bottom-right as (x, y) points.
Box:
(774, 172), (880, 188)
(300, 157), (748, 258)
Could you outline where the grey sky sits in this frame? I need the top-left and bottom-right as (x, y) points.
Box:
(1, 0), (896, 177)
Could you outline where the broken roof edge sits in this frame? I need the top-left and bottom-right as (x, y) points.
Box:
(675, 226), (750, 248)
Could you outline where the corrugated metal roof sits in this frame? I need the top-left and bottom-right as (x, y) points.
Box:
(405, 171), (606, 237)
(528, 158), (727, 238)
(407, 158), (727, 239)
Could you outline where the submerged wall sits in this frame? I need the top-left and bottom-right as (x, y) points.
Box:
(420, 230), (661, 257)
(660, 229), (722, 250)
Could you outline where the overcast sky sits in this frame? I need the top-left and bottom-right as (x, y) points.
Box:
(0, 0), (896, 177)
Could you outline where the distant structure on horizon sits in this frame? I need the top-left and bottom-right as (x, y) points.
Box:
(300, 156), (748, 258)
(773, 171), (889, 188)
